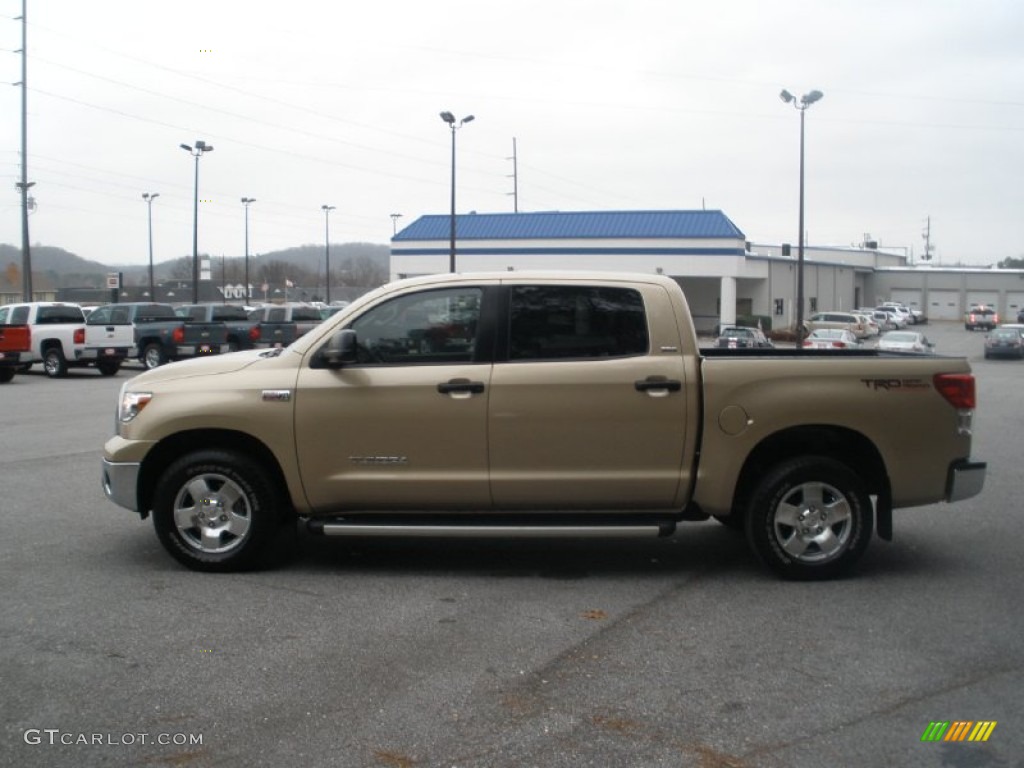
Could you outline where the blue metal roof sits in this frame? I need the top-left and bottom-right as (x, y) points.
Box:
(394, 210), (745, 241)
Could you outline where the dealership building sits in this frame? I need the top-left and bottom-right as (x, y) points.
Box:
(392, 210), (1023, 332)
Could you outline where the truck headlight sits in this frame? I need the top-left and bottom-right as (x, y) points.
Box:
(119, 389), (153, 423)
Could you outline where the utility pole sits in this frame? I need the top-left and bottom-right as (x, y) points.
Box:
(507, 137), (519, 212)
(15, 0), (33, 300)
(921, 216), (934, 262)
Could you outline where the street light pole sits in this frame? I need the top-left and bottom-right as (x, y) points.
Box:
(241, 197), (255, 302)
(779, 88), (823, 340)
(390, 212), (403, 236)
(180, 140), (213, 303)
(142, 193), (159, 298)
(321, 205), (336, 304)
(440, 111), (474, 273)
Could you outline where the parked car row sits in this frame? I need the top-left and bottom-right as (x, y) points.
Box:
(0, 300), (341, 379)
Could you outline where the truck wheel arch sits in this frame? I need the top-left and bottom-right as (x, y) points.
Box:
(732, 426), (890, 536)
(137, 429), (293, 520)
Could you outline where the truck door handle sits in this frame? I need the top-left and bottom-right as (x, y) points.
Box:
(635, 376), (682, 393)
(437, 379), (486, 395)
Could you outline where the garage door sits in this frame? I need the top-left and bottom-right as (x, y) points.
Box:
(966, 291), (998, 309)
(890, 289), (924, 313)
(1007, 292), (1024, 322)
(926, 290), (961, 321)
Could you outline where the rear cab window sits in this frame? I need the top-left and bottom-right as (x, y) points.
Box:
(37, 305), (87, 324)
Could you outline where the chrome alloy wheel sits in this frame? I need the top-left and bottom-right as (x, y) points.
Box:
(770, 480), (853, 565)
(172, 473), (252, 554)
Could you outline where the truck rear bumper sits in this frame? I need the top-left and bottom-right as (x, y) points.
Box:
(946, 460), (986, 502)
(78, 347), (131, 361)
(102, 458), (141, 512)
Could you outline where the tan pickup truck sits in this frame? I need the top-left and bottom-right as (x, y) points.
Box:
(101, 272), (986, 579)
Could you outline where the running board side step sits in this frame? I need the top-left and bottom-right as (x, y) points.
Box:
(307, 516), (678, 539)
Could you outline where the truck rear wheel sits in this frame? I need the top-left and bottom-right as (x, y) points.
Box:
(43, 346), (68, 378)
(0, 368), (15, 383)
(746, 457), (872, 580)
(152, 450), (292, 572)
(97, 360), (121, 376)
(142, 343), (165, 370)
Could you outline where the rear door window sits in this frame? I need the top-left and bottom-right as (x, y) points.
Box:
(507, 285), (648, 361)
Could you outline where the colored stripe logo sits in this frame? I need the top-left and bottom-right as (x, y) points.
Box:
(921, 721), (997, 742)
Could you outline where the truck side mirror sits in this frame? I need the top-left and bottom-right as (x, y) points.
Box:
(321, 329), (358, 368)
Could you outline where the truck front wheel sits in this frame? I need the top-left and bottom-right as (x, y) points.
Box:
(152, 450), (292, 572)
(746, 457), (872, 580)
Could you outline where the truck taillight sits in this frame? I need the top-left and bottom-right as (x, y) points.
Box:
(173, 326), (185, 343)
(249, 326), (260, 341)
(74, 327), (85, 344)
(934, 373), (976, 410)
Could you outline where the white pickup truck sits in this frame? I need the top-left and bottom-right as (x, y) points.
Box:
(0, 301), (123, 377)
(102, 272), (986, 579)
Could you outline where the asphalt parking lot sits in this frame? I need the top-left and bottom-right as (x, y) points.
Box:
(1, 323), (1021, 767)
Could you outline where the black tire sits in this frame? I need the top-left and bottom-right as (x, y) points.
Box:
(152, 450), (293, 572)
(43, 346), (68, 378)
(97, 360), (121, 376)
(0, 367), (15, 383)
(746, 456), (872, 580)
(712, 514), (745, 532)
(142, 343), (166, 370)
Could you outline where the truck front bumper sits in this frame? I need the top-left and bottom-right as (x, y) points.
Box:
(102, 458), (142, 512)
(946, 460), (986, 502)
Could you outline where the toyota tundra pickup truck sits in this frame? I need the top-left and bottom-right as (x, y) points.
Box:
(101, 272), (986, 579)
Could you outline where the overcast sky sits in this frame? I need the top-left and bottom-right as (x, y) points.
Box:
(1, 0), (1022, 268)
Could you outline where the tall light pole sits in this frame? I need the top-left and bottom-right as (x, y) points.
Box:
(241, 197), (256, 302)
(142, 192), (159, 298)
(321, 205), (336, 304)
(779, 88), (823, 340)
(16, 0), (32, 300)
(390, 212), (403, 236)
(440, 111), (474, 273)
(180, 140), (213, 303)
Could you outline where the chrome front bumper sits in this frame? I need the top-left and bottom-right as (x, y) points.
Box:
(101, 458), (142, 512)
(947, 460), (986, 502)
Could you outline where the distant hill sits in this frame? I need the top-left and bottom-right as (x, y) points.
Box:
(1, 242), (390, 290)
(0, 243), (114, 289)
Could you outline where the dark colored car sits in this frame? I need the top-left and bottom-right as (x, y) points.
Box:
(715, 326), (774, 349)
(984, 327), (1024, 359)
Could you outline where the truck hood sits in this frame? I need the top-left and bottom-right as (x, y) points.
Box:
(128, 348), (292, 387)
